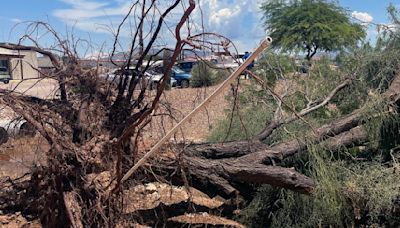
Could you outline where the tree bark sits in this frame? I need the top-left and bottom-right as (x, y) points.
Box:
(174, 73), (400, 196)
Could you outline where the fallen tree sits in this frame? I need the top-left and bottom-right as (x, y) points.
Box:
(0, 1), (399, 226)
(169, 72), (399, 197)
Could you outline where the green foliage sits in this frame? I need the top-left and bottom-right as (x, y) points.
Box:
(239, 143), (400, 227)
(210, 6), (400, 227)
(235, 186), (281, 227)
(253, 53), (296, 86)
(207, 105), (274, 142)
(233, 83), (400, 227)
(343, 162), (400, 225)
(380, 114), (400, 154)
(261, 0), (365, 60)
(238, 143), (353, 227)
(208, 54), (347, 143)
(212, 38), (400, 228)
(337, 4), (400, 92)
(190, 61), (226, 87)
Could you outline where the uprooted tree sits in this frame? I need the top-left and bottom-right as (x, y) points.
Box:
(0, 0), (400, 227)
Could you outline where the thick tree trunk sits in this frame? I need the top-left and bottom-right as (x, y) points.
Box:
(174, 118), (369, 196)
(174, 73), (400, 196)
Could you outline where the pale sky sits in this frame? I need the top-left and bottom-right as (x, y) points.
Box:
(0, 0), (397, 56)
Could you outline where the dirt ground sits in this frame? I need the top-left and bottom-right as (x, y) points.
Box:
(0, 213), (41, 228)
(0, 137), (48, 179)
(0, 79), (230, 141)
(0, 79), (57, 180)
(143, 85), (231, 144)
(0, 79), (59, 99)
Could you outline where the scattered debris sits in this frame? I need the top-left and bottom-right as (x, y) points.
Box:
(168, 212), (245, 227)
(0, 213), (41, 228)
(123, 182), (224, 213)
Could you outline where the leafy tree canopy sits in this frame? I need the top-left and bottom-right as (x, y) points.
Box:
(261, 0), (366, 60)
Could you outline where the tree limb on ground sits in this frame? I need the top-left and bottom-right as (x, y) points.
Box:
(164, 73), (400, 196)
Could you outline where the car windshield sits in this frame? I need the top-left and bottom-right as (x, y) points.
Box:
(172, 66), (185, 74)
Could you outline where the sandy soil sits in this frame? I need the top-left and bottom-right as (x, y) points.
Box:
(0, 79), (59, 99)
(0, 79), (57, 178)
(0, 213), (41, 228)
(0, 79), (230, 141)
(143, 84), (230, 144)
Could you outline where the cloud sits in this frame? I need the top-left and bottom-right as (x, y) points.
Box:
(210, 7), (240, 24)
(10, 18), (22, 23)
(196, 0), (265, 51)
(351, 11), (373, 24)
(58, 0), (109, 10)
(53, 0), (266, 52)
(53, 0), (134, 33)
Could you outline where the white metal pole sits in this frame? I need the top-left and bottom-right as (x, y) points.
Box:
(121, 36), (273, 183)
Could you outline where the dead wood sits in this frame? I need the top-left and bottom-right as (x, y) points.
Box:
(63, 192), (84, 228)
(168, 212), (245, 228)
(0, 1), (207, 226)
(257, 79), (352, 141)
(164, 72), (400, 196)
(182, 155), (316, 195)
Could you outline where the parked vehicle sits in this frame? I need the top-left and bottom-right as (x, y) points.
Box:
(146, 65), (191, 88)
(145, 70), (177, 90)
(101, 68), (131, 85)
(0, 66), (11, 84)
(102, 63), (191, 89)
(171, 66), (191, 88)
(101, 67), (178, 90)
(175, 60), (197, 74)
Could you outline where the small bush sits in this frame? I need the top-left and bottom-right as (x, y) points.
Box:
(190, 61), (225, 87)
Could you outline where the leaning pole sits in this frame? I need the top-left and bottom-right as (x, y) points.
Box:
(121, 36), (273, 183)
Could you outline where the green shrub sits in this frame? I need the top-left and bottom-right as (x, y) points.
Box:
(190, 61), (225, 87)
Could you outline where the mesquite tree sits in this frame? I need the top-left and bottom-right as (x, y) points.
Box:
(262, 0), (365, 60)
